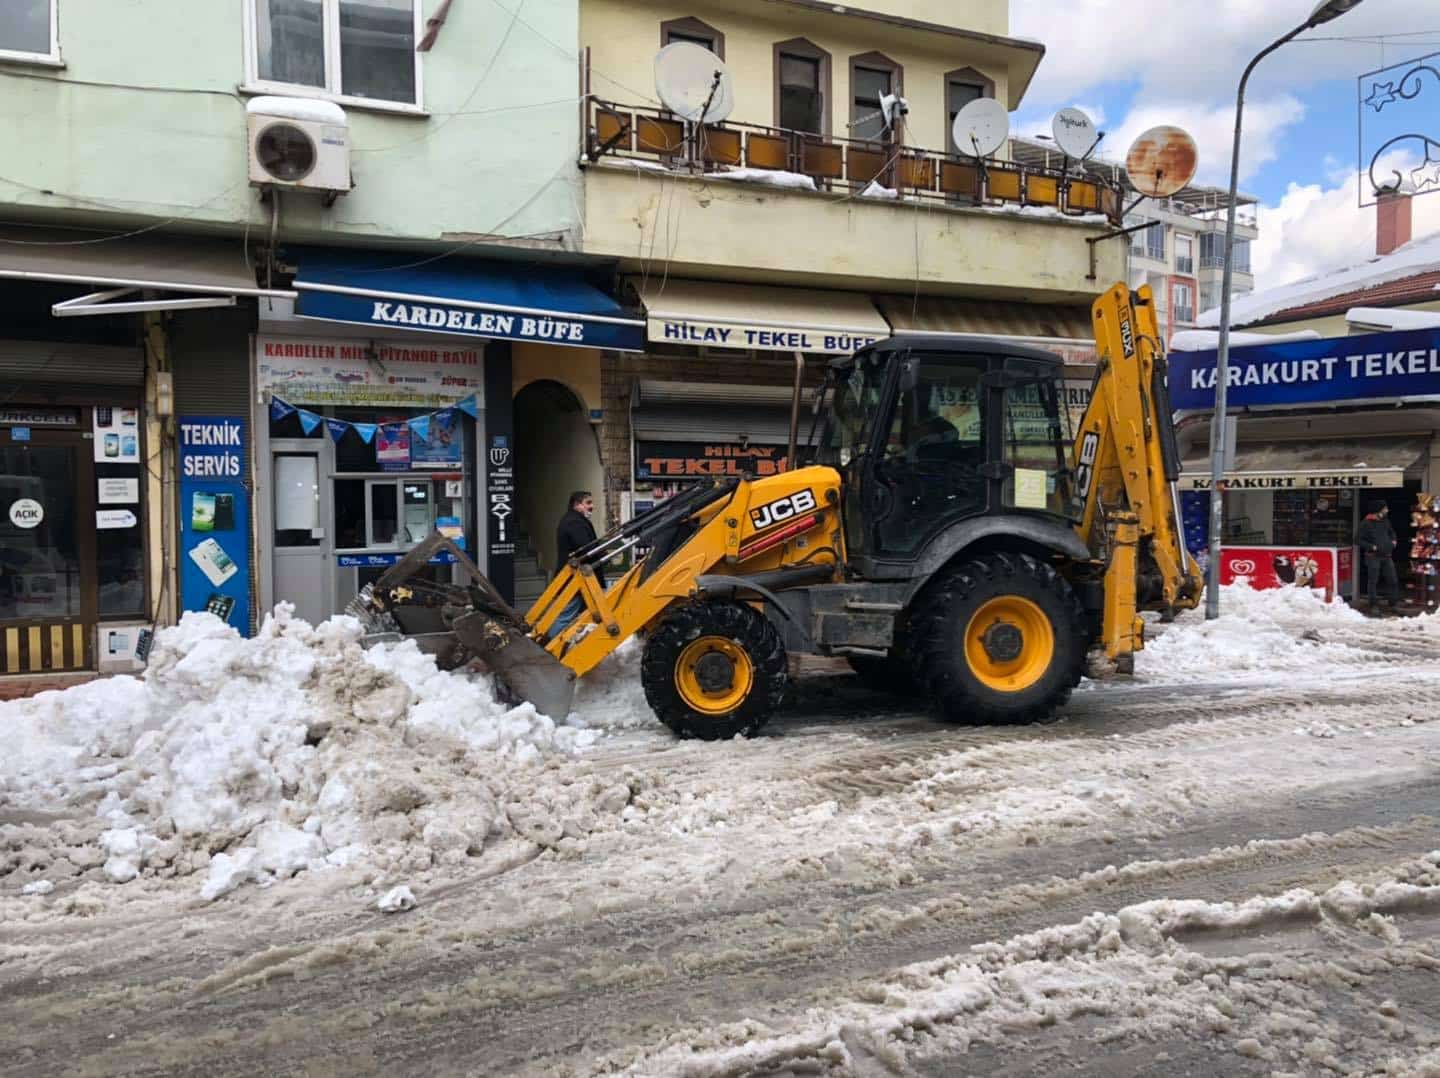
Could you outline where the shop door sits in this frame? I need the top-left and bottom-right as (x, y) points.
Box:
(271, 444), (332, 627)
(0, 432), (95, 673)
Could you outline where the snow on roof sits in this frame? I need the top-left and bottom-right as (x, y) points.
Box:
(1196, 230), (1440, 330)
(1169, 328), (1322, 352)
(1346, 306), (1440, 331)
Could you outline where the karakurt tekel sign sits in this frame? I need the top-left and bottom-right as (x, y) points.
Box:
(1170, 328), (1440, 411)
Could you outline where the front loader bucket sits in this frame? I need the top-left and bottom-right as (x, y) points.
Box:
(452, 610), (577, 720)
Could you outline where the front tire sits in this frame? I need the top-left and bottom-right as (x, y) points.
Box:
(909, 553), (1086, 725)
(642, 601), (788, 740)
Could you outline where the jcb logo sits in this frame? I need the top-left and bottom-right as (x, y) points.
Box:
(750, 489), (817, 530)
(1075, 432), (1100, 500)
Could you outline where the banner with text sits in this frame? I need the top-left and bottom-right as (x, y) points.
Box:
(178, 416), (251, 636)
(636, 441), (792, 480)
(649, 318), (882, 355)
(256, 334), (483, 408)
(1170, 328), (1440, 411)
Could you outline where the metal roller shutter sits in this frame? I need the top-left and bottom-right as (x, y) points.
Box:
(0, 339), (143, 385)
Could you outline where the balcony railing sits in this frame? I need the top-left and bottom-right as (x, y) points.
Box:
(1173, 306), (1195, 324)
(584, 98), (1124, 225)
(1175, 255), (1194, 275)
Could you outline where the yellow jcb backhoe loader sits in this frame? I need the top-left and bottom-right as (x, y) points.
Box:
(355, 282), (1202, 738)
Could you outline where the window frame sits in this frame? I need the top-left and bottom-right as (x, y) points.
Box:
(848, 51), (903, 144)
(241, 0), (426, 116)
(0, 0), (62, 68)
(661, 16), (724, 60)
(1174, 232), (1194, 275)
(943, 66), (994, 155)
(773, 37), (832, 137)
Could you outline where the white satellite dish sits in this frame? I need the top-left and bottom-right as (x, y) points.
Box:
(953, 97), (1009, 158)
(1052, 107), (1098, 160)
(654, 42), (734, 125)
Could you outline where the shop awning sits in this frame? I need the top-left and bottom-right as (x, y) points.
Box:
(0, 225), (294, 316)
(291, 249), (644, 352)
(634, 278), (889, 354)
(1178, 437), (1429, 491)
(876, 295), (1097, 363)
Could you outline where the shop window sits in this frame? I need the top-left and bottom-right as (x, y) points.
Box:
(96, 461), (146, 618)
(0, 0), (58, 64)
(775, 39), (829, 136)
(335, 478), (437, 550)
(849, 53), (901, 144)
(944, 68), (992, 155)
(247, 0), (420, 107)
(661, 16), (724, 59)
(274, 453), (322, 547)
(0, 444), (82, 619)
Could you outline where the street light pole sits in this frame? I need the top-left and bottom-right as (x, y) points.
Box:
(1204, 0), (1367, 619)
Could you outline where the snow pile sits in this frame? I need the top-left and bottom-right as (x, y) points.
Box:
(860, 181), (899, 200)
(616, 855), (1440, 1075)
(1196, 229), (1440, 329)
(1134, 583), (1373, 682)
(0, 607), (643, 901)
(709, 166), (817, 191)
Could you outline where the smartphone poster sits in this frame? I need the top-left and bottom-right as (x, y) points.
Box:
(93, 403), (141, 463)
(179, 416), (250, 635)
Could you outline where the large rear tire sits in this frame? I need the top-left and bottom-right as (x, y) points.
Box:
(909, 552), (1086, 725)
(642, 601), (788, 740)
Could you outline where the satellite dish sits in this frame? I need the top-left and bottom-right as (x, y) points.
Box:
(953, 97), (1009, 158)
(1125, 125), (1199, 198)
(1052, 107), (1098, 160)
(654, 42), (734, 125)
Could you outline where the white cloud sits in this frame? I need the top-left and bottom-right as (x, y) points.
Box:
(1010, 0), (1415, 110)
(1105, 96), (1306, 188)
(1253, 180), (1440, 289)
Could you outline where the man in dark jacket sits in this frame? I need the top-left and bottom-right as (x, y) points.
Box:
(553, 491), (603, 633)
(1356, 499), (1399, 613)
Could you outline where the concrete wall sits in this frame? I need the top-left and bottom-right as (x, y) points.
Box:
(584, 0), (1019, 151)
(513, 381), (606, 574)
(584, 165), (1123, 297)
(513, 343), (604, 416)
(0, 0), (582, 247)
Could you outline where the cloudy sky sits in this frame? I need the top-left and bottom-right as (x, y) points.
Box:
(1010, 0), (1440, 291)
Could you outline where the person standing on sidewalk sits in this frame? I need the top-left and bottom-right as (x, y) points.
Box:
(552, 491), (604, 634)
(1356, 500), (1399, 614)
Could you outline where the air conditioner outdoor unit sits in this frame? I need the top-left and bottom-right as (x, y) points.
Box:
(246, 96), (352, 198)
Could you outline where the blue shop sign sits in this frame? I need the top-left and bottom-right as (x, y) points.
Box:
(178, 416), (251, 635)
(1170, 328), (1440, 411)
(338, 551), (458, 568)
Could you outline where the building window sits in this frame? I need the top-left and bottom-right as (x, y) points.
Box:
(0, 0), (58, 64)
(1198, 233), (1252, 272)
(849, 52), (902, 143)
(774, 39), (830, 136)
(943, 67), (994, 155)
(248, 0), (421, 107)
(1174, 233), (1194, 275)
(661, 16), (724, 59)
(1127, 217), (1165, 261)
(1173, 282), (1195, 324)
(1200, 282), (1222, 312)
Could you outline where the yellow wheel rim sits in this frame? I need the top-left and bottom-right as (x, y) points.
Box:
(963, 596), (1055, 693)
(675, 636), (754, 715)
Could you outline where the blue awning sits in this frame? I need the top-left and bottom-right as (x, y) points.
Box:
(289, 249), (645, 352)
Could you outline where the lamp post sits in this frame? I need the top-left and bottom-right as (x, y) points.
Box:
(1205, 0), (1367, 619)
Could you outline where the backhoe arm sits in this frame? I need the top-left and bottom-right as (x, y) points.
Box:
(1072, 283), (1203, 665)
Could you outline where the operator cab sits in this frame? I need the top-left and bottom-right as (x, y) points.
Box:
(817, 336), (1078, 574)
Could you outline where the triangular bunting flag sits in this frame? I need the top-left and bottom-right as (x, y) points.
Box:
(456, 394), (480, 419)
(409, 414), (431, 442)
(297, 410), (323, 435)
(353, 422), (378, 444)
(325, 418), (350, 443)
(269, 397), (296, 422)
